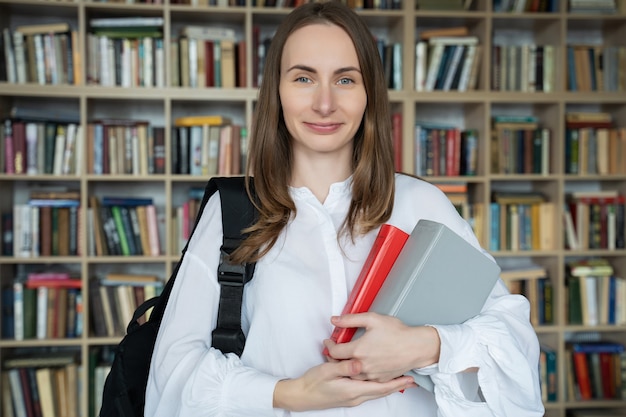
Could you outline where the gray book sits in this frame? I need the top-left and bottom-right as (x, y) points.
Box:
(354, 219), (501, 392)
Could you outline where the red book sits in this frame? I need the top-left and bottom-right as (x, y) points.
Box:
(330, 224), (409, 344)
(572, 351), (593, 400)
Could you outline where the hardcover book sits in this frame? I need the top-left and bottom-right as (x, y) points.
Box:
(352, 219), (501, 392)
(330, 224), (410, 344)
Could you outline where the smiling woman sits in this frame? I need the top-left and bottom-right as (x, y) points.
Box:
(145, 2), (545, 417)
(279, 23), (367, 200)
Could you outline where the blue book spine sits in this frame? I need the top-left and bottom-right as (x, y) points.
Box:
(490, 202), (500, 251)
(101, 197), (153, 206)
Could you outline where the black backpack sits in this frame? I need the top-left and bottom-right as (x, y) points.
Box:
(99, 176), (257, 417)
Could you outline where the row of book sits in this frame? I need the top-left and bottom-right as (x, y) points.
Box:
(0, 117), (248, 177)
(489, 192), (555, 251)
(494, 0), (558, 12)
(566, 341), (626, 401)
(87, 121), (165, 175)
(434, 183), (486, 248)
(567, 45), (626, 92)
(414, 125), (479, 177)
(568, 0), (622, 14)
(565, 127), (626, 176)
(171, 187), (205, 253)
(88, 196), (161, 257)
(566, 258), (626, 327)
(563, 190), (626, 251)
(2, 24), (80, 86)
(86, 34), (165, 88)
(86, 16), (164, 87)
(491, 116), (551, 175)
(2, 119), (82, 176)
(89, 273), (163, 338)
(491, 44), (556, 92)
(171, 25), (245, 88)
(11, 198), (81, 259)
(539, 344), (557, 402)
(500, 264), (553, 326)
(171, 116), (246, 176)
(2, 353), (80, 417)
(3, 272), (83, 341)
(564, 112), (626, 176)
(415, 34), (481, 92)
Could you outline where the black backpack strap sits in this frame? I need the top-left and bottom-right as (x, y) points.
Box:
(211, 177), (257, 356)
(135, 176), (256, 342)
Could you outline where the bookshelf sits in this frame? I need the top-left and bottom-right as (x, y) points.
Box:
(0, 0), (625, 416)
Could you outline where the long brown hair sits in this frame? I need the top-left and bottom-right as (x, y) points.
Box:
(232, 0), (395, 263)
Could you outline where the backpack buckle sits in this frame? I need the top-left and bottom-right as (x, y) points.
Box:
(218, 248), (250, 285)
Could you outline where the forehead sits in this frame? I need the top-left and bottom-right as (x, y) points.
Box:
(281, 23), (359, 66)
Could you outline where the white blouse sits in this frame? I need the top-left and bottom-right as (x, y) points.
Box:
(145, 174), (545, 417)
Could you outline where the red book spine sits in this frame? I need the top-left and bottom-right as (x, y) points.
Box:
(330, 224), (409, 344)
(572, 351), (593, 400)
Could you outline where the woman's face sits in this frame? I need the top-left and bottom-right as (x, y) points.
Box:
(279, 23), (367, 163)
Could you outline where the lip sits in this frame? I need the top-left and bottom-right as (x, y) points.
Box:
(304, 122), (342, 134)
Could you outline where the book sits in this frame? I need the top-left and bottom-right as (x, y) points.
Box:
(15, 22), (70, 36)
(174, 115), (231, 127)
(330, 224), (410, 344)
(352, 219), (501, 392)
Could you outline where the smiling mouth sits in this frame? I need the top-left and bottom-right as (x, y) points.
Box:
(305, 122), (342, 132)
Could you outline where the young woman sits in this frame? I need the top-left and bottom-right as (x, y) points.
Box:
(145, 2), (544, 416)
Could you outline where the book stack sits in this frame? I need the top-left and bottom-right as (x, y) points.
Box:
(566, 341), (625, 401)
(172, 25), (245, 88)
(171, 115), (243, 176)
(86, 119), (165, 175)
(2, 22), (80, 85)
(415, 28), (481, 92)
(489, 190), (555, 252)
(539, 344), (558, 402)
(331, 220), (500, 392)
(499, 261), (552, 325)
(2, 119), (82, 176)
(8, 271), (83, 341)
(564, 190), (625, 251)
(12, 189), (81, 258)
(490, 115), (551, 175)
(88, 196), (161, 257)
(414, 122), (481, 177)
(491, 44), (556, 92)
(86, 17), (165, 87)
(89, 273), (163, 337)
(2, 353), (80, 417)
(564, 112), (626, 175)
(566, 258), (626, 327)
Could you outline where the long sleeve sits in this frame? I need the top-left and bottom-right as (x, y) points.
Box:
(392, 175), (544, 416)
(430, 282), (544, 417)
(145, 192), (281, 417)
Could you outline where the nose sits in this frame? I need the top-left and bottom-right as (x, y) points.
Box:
(312, 83), (336, 116)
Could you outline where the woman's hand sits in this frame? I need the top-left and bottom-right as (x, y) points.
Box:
(323, 312), (441, 383)
(273, 359), (415, 411)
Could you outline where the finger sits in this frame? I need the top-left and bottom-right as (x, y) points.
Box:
(325, 337), (357, 361)
(331, 313), (373, 330)
(326, 359), (362, 379)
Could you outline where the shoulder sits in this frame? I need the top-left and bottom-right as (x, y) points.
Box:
(390, 173), (475, 243)
(393, 173), (451, 207)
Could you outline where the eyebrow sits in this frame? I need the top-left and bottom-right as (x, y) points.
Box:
(285, 64), (361, 74)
